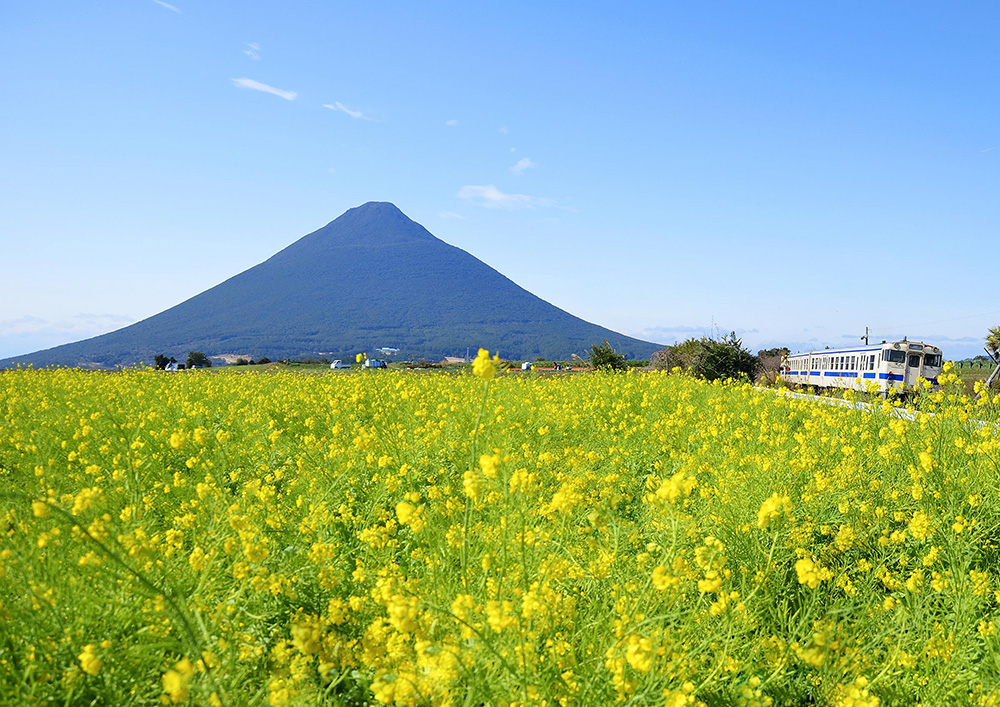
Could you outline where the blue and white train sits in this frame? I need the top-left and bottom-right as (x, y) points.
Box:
(779, 340), (944, 394)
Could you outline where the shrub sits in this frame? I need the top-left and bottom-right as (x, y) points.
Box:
(651, 333), (761, 382)
(185, 351), (212, 368)
(589, 339), (628, 372)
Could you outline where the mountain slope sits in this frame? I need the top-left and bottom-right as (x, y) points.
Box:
(1, 202), (661, 367)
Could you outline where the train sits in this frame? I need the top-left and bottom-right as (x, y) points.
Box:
(778, 339), (944, 394)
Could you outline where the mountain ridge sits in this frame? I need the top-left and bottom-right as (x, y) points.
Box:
(1, 202), (662, 367)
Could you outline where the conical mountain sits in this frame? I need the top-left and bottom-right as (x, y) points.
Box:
(1, 202), (660, 367)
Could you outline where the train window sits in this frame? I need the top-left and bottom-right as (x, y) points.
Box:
(925, 354), (942, 367)
(885, 350), (906, 364)
(908, 354), (920, 367)
(851, 356), (856, 369)
(869, 355), (875, 370)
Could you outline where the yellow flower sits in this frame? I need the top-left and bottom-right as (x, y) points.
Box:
(479, 453), (500, 479)
(757, 493), (791, 530)
(698, 570), (723, 594)
(624, 634), (654, 672)
(290, 613), (323, 654)
(268, 678), (294, 707)
(486, 600), (516, 633)
(356, 353), (365, 363)
(654, 470), (697, 504)
(462, 469), (482, 500)
(395, 501), (425, 532)
(908, 511), (932, 541)
(795, 555), (832, 589)
(831, 675), (879, 707)
(835, 524), (856, 552)
(189, 546), (209, 571)
(78, 644), (102, 676)
(651, 565), (673, 591)
(32, 500), (50, 518)
(162, 657), (194, 703)
(71, 487), (102, 516)
(472, 348), (499, 380)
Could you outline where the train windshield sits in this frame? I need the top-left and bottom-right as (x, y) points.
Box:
(885, 350), (906, 364)
(924, 354), (942, 367)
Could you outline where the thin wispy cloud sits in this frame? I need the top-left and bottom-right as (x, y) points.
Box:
(231, 78), (297, 101)
(0, 313), (135, 338)
(439, 211), (465, 219)
(0, 313), (138, 360)
(457, 185), (554, 210)
(445, 119), (459, 127)
(981, 147), (997, 153)
(323, 102), (372, 120)
(499, 125), (509, 135)
(152, 0), (181, 12)
(509, 157), (536, 175)
(244, 42), (260, 60)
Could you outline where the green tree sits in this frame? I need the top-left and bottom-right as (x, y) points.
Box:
(589, 339), (628, 372)
(651, 333), (761, 382)
(154, 354), (170, 370)
(695, 332), (760, 382)
(186, 351), (212, 368)
(987, 326), (1000, 360)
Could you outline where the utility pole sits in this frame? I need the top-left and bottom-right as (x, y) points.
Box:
(983, 346), (1000, 397)
(861, 327), (869, 346)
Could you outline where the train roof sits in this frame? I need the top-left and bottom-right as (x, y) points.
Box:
(786, 340), (940, 358)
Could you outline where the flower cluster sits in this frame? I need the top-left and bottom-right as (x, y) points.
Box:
(0, 362), (997, 705)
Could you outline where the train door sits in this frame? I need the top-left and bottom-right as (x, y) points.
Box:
(905, 352), (921, 387)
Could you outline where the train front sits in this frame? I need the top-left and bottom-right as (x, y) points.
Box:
(881, 341), (944, 390)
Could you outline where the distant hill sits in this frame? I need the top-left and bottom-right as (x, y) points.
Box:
(1, 202), (661, 367)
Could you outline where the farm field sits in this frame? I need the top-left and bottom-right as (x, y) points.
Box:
(2, 363), (1000, 706)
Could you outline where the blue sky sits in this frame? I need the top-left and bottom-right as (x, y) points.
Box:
(2, 1), (998, 360)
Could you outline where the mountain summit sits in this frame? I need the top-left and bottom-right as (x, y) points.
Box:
(2, 202), (661, 367)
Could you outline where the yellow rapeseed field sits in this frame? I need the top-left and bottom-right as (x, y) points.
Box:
(2, 357), (1000, 706)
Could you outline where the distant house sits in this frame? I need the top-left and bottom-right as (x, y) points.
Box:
(164, 362), (185, 371)
(521, 362), (532, 370)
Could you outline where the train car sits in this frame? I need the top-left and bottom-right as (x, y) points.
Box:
(779, 340), (943, 395)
